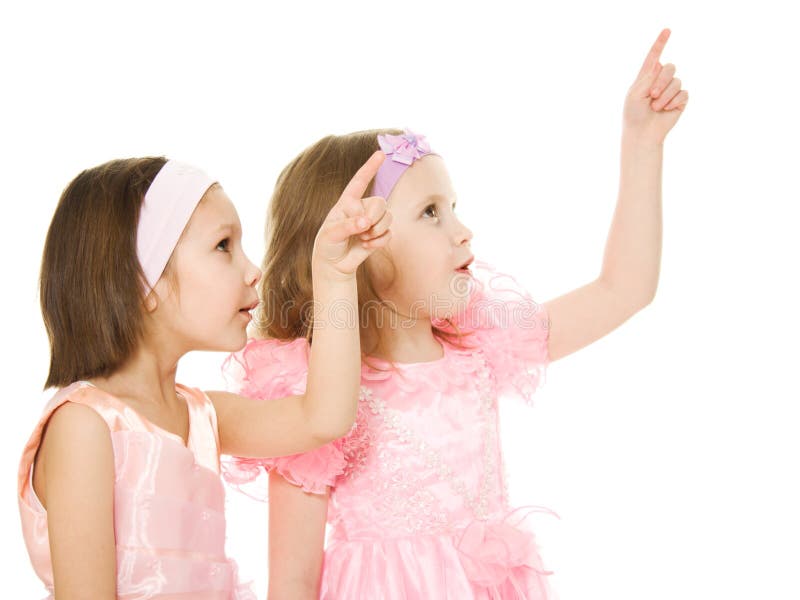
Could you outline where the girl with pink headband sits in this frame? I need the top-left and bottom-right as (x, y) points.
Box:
(223, 29), (687, 599)
(17, 151), (392, 598)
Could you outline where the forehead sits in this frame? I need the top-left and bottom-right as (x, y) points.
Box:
(387, 155), (456, 208)
(184, 185), (240, 234)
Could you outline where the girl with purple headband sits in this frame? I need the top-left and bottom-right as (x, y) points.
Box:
(223, 29), (687, 599)
(17, 151), (392, 598)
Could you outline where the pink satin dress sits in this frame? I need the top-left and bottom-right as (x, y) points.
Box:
(18, 381), (255, 600)
(223, 261), (560, 599)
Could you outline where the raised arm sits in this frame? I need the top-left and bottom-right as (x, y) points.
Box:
(37, 402), (117, 598)
(544, 28), (688, 362)
(211, 151), (394, 458)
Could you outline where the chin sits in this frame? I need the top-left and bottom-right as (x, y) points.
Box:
(211, 329), (249, 353)
(431, 296), (468, 321)
(230, 330), (249, 351)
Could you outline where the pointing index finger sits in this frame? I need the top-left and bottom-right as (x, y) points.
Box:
(339, 150), (386, 213)
(637, 28), (671, 80)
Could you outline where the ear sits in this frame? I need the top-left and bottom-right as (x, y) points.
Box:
(143, 289), (159, 313)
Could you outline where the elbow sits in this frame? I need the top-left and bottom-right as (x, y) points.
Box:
(638, 284), (658, 309)
(303, 386), (359, 443)
(308, 408), (357, 444)
(310, 429), (347, 446)
(332, 414), (357, 439)
(626, 291), (655, 315)
(599, 276), (657, 313)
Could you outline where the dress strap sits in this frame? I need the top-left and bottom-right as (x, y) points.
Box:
(178, 384), (221, 474)
(17, 381), (124, 501)
(18, 382), (223, 501)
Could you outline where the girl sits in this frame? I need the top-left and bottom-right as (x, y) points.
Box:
(223, 29), (686, 599)
(17, 151), (392, 598)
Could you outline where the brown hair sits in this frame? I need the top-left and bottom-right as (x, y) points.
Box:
(40, 157), (168, 388)
(255, 129), (472, 371)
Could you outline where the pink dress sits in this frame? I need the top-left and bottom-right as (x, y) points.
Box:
(223, 261), (559, 599)
(18, 381), (255, 600)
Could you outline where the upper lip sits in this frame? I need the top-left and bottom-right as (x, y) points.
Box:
(241, 299), (260, 311)
(456, 256), (474, 270)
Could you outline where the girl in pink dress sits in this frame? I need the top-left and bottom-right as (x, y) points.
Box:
(18, 151), (393, 598)
(224, 29), (687, 600)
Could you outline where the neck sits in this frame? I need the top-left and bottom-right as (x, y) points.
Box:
(89, 337), (182, 407)
(366, 311), (443, 363)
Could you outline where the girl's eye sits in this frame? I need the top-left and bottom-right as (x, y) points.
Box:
(216, 238), (230, 252)
(422, 204), (438, 219)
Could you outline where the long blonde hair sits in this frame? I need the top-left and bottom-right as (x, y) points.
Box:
(255, 129), (471, 371)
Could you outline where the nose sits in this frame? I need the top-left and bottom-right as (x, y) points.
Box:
(246, 259), (262, 287)
(453, 217), (473, 247)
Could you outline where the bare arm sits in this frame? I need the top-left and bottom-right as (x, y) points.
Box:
(211, 151), (392, 458)
(266, 472), (329, 600)
(210, 277), (363, 457)
(37, 402), (116, 598)
(544, 28), (689, 363)
(545, 135), (662, 362)
(598, 133), (663, 306)
(210, 274), (365, 457)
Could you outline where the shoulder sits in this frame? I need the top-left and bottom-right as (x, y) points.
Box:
(47, 399), (110, 434)
(176, 383), (213, 410)
(444, 259), (549, 342)
(222, 336), (311, 399)
(36, 384), (114, 453)
(40, 399), (112, 462)
(444, 260), (550, 403)
(233, 336), (311, 368)
(176, 383), (218, 426)
(34, 399), (114, 510)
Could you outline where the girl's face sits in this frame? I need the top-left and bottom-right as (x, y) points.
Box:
(152, 185), (262, 354)
(367, 155), (474, 321)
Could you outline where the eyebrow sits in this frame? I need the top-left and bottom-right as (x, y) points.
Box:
(414, 194), (456, 210)
(214, 223), (239, 235)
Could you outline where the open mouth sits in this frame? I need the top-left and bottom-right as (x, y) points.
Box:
(455, 256), (475, 271)
(239, 299), (260, 316)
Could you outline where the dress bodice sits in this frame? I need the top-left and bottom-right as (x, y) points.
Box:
(18, 381), (254, 600)
(222, 260), (558, 598)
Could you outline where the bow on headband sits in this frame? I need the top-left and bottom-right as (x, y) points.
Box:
(372, 128), (438, 199)
(378, 130), (432, 165)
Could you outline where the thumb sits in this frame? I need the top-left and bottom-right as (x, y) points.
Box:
(630, 62), (661, 98)
(319, 214), (371, 245)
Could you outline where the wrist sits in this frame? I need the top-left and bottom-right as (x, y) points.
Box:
(621, 127), (664, 150)
(312, 263), (357, 285)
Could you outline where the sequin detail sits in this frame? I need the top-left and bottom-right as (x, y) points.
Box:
(338, 350), (505, 525)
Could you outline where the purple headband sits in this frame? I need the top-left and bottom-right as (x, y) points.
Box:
(373, 129), (438, 199)
(137, 160), (217, 291)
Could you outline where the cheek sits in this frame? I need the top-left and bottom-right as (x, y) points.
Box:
(177, 268), (232, 313)
(365, 250), (394, 292)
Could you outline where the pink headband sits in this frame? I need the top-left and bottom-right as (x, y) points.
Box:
(373, 129), (438, 199)
(137, 160), (217, 290)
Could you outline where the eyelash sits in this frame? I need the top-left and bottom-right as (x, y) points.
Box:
(422, 203), (456, 219)
(216, 238), (230, 252)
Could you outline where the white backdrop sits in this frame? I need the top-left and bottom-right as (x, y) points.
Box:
(2, 1), (798, 598)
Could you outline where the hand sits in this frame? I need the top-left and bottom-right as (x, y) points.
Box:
(623, 28), (689, 145)
(312, 150), (393, 279)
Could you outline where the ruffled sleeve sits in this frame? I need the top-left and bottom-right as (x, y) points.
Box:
(441, 259), (551, 405)
(220, 337), (347, 497)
